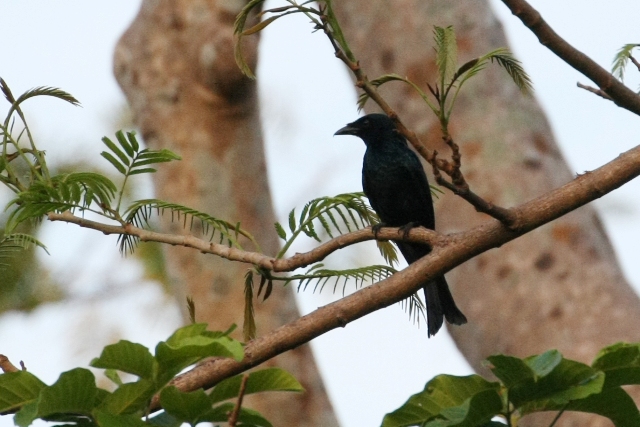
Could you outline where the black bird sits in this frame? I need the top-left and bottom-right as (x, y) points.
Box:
(335, 113), (467, 337)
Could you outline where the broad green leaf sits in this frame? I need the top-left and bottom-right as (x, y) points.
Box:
(159, 387), (212, 425)
(15, 368), (105, 426)
(147, 411), (182, 427)
(592, 342), (640, 388)
(97, 379), (155, 415)
(95, 410), (148, 427)
(91, 340), (156, 380)
(210, 368), (304, 404)
(0, 371), (46, 413)
(155, 324), (243, 383)
(382, 375), (501, 427)
(504, 356), (604, 409)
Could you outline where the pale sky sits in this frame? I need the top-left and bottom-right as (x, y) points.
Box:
(2, 1), (640, 426)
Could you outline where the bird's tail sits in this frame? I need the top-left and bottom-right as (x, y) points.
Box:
(424, 275), (467, 337)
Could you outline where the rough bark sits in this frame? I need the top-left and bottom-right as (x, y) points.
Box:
(113, 2), (337, 425)
(332, 0), (640, 425)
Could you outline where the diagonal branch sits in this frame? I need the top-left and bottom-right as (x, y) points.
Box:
(501, 0), (640, 116)
(151, 141), (640, 409)
(322, 14), (517, 226)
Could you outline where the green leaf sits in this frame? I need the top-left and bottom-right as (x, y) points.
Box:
(234, 0), (267, 78)
(434, 26), (458, 87)
(244, 270), (257, 342)
(242, 15), (279, 35)
(563, 386), (640, 427)
(490, 352), (605, 410)
(0, 371), (46, 413)
(159, 387), (212, 425)
(102, 136), (130, 166)
(128, 167), (157, 175)
(288, 208), (296, 233)
(14, 86), (80, 107)
(101, 151), (127, 175)
(274, 222), (287, 240)
(126, 131), (140, 152)
(15, 368), (103, 426)
(97, 379), (155, 415)
(90, 340), (156, 380)
(210, 368), (304, 404)
(147, 411), (182, 427)
(591, 342), (640, 388)
(155, 323), (243, 384)
(612, 44), (640, 81)
(381, 374), (502, 427)
(489, 49), (533, 95)
(95, 410), (149, 427)
(115, 130), (135, 157)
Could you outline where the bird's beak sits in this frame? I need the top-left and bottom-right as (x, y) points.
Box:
(334, 123), (359, 136)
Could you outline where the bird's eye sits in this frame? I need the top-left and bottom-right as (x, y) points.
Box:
(362, 119), (370, 127)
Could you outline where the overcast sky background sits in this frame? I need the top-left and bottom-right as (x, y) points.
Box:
(2, 1), (640, 426)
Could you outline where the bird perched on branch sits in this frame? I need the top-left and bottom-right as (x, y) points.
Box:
(335, 113), (467, 337)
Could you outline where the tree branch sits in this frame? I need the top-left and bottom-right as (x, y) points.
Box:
(322, 13), (517, 226)
(46, 211), (442, 273)
(501, 0), (640, 115)
(150, 141), (640, 409)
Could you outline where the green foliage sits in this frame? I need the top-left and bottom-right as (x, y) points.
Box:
(359, 32), (532, 135)
(0, 324), (302, 426)
(274, 192), (398, 265)
(382, 343), (640, 427)
(0, 233), (47, 270)
(120, 199), (260, 254)
(612, 44), (640, 82)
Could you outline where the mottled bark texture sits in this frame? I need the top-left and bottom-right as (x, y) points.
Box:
(113, 2), (337, 426)
(332, 1), (640, 425)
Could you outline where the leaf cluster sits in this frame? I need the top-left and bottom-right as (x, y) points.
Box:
(382, 343), (640, 427)
(0, 323), (303, 427)
(359, 27), (532, 135)
(612, 44), (640, 82)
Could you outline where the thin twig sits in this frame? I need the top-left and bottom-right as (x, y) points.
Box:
(227, 374), (249, 427)
(630, 54), (640, 73)
(0, 355), (20, 373)
(321, 11), (517, 225)
(577, 82), (613, 101)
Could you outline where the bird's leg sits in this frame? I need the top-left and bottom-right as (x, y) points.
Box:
(398, 221), (421, 240)
(372, 222), (387, 239)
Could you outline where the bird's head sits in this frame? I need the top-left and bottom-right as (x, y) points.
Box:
(334, 113), (399, 146)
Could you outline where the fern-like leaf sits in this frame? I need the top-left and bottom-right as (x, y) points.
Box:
(358, 73), (438, 114)
(490, 49), (533, 95)
(15, 86), (80, 108)
(612, 43), (640, 82)
(120, 199), (259, 254)
(434, 26), (458, 88)
(0, 233), (48, 270)
(234, 0), (267, 79)
(4, 172), (117, 232)
(282, 263), (397, 295)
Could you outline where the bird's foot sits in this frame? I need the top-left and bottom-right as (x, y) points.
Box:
(372, 223), (387, 239)
(399, 221), (420, 240)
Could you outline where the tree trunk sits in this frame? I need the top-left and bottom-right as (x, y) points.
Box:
(333, 1), (640, 425)
(113, 2), (338, 426)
